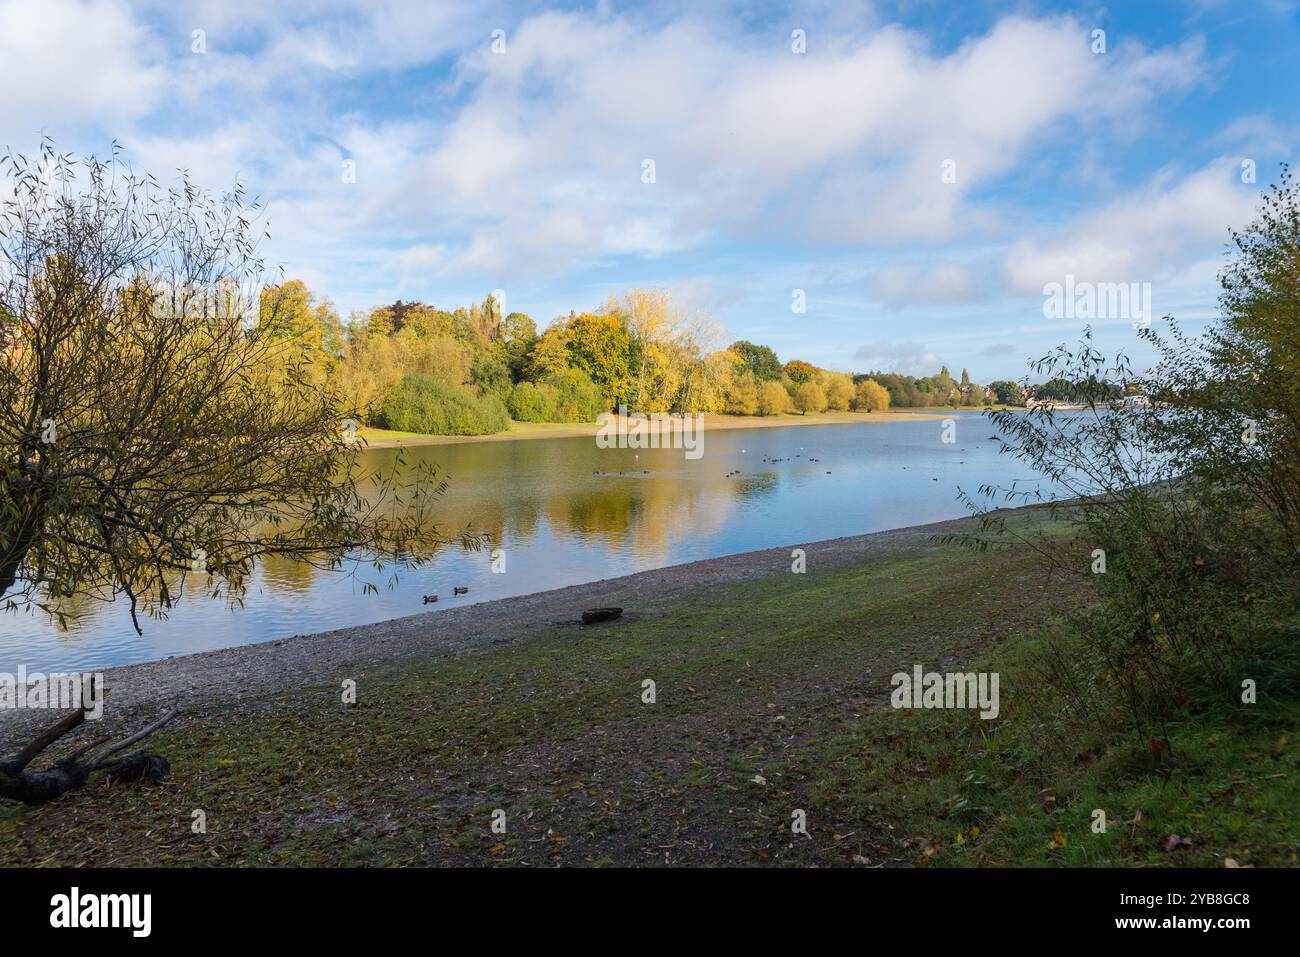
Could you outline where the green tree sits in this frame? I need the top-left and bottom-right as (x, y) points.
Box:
(988, 380), (1024, 405)
(731, 340), (782, 381)
(501, 311), (538, 381)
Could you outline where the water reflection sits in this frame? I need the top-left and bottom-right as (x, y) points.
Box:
(0, 414), (1052, 671)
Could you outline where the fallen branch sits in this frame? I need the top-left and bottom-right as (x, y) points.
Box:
(0, 686), (179, 805)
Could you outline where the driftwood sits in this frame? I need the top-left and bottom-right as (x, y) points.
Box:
(0, 679), (178, 805)
(582, 607), (623, 625)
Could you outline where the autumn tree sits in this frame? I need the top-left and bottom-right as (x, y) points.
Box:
(0, 142), (463, 804)
(853, 379), (891, 411)
(756, 379), (791, 415)
(783, 359), (818, 384)
(822, 373), (855, 411)
(565, 312), (632, 408)
(524, 320), (574, 382)
(792, 380), (828, 414)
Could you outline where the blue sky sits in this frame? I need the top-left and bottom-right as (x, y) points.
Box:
(2, 0), (1297, 380)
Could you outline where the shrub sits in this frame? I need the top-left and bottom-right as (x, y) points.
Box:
(546, 366), (606, 422)
(508, 381), (560, 422)
(958, 170), (1300, 742)
(381, 373), (509, 435)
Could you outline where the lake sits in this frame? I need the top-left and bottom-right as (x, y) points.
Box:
(0, 412), (1057, 672)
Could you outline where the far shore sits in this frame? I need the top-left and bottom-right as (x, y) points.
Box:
(358, 407), (984, 449)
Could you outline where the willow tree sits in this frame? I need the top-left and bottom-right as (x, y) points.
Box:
(0, 141), (460, 803)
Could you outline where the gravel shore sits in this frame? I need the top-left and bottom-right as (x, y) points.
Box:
(0, 510), (1005, 742)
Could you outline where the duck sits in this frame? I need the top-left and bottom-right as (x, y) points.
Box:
(454, 586), (469, 595)
(422, 594), (438, 604)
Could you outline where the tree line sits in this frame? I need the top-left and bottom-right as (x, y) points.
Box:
(267, 283), (1055, 436)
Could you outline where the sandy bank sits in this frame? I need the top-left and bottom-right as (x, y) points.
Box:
(359, 409), (953, 449)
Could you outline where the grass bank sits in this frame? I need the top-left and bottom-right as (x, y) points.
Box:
(1, 508), (1292, 866)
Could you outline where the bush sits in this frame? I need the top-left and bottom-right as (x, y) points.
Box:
(471, 354), (513, 403)
(959, 170), (1300, 741)
(508, 381), (560, 422)
(546, 367), (606, 422)
(381, 373), (509, 435)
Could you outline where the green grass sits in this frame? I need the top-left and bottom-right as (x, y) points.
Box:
(799, 619), (1300, 868)
(2, 512), (1294, 867)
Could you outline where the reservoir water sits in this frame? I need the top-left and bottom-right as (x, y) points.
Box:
(0, 412), (1056, 672)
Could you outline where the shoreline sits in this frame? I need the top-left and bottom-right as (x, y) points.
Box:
(359, 408), (962, 448)
(0, 505), (1049, 737)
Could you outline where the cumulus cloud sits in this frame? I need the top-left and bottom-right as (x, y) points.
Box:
(0, 0), (165, 132)
(372, 12), (1209, 276)
(1002, 159), (1259, 293)
(0, 0), (1248, 320)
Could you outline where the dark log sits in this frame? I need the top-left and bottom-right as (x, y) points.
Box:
(582, 607), (623, 625)
(0, 705), (178, 806)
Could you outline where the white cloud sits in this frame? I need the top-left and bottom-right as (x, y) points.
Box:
(852, 339), (948, 376)
(1003, 159), (1258, 293)
(0, 1), (1246, 321)
(870, 262), (994, 307)
(377, 12), (1209, 276)
(0, 0), (164, 133)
